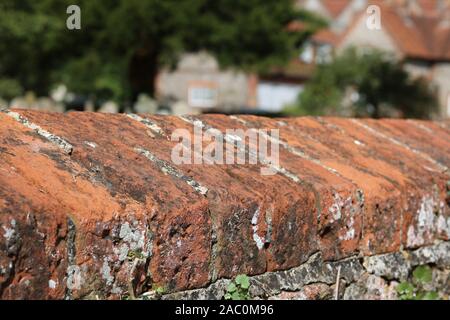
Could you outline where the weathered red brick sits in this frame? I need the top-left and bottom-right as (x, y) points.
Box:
(0, 109), (449, 299)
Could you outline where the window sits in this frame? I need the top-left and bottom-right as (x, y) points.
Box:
(257, 82), (303, 112)
(188, 81), (218, 108)
(316, 44), (332, 64)
(299, 42), (314, 64)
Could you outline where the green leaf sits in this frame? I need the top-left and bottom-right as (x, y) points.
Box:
(396, 282), (414, 295)
(414, 292), (425, 300)
(155, 286), (166, 295)
(240, 281), (250, 290)
(235, 274), (250, 289)
(422, 291), (439, 300)
(227, 282), (237, 293)
(235, 274), (245, 284)
(413, 265), (432, 284)
(231, 291), (241, 300)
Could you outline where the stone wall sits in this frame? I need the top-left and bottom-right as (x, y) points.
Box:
(164, 241), (449, 300)
(0, 109), (449, 299)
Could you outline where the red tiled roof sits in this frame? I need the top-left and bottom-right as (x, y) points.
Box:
(321, 0), (351, 18)
(337, 0), (450, 61)
(380, 4), (431, 59)
(312, 28), (340, 45)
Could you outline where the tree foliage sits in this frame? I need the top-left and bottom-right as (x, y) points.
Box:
(288, 47), (438, 119)
(0, 0), (324, 105)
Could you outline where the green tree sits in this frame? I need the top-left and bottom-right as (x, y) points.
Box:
(0, 0), (66, 97)
(288, 47), (437, 119)
(0, 0), (324, 106)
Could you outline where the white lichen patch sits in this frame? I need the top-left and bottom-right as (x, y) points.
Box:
(407, 195), (437, 247)
(2, 219), (16, 241)
(66, 265), (84, 290)
(326, 192), (360, 241)
(111, 284), (123, 295)
(328, 193), (353, 223)
(340, 217), (355, 241)
(83, 141), (97, 149)
(251, 207), (264, 250)
(437, 216), (450, 237)
(135, 147), (208, 195)
(117, 243), (129, 262)
(101, 258), (114, 286)
(119, 222), (145, 251)
(436, 201), (450, 237)
(48, 279), (57, 289)
(126, 113), (164, 135)
(113, 219), (152, 263)
(407, 225), (419, 247)
(4, 110), (73, 154)
(329, 202), (342, 222)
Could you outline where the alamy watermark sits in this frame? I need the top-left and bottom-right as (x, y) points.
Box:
(366, 5), (381, 30)
(170, 126), (280, 176)
(66, 4), (382, 31)
(66, 5), (81, 30)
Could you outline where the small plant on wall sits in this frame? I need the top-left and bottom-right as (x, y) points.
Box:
(396, 265), (439, 300)
(224, 274), (251, 300)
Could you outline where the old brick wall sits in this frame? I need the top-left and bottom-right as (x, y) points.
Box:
(0, 109), (449, 299)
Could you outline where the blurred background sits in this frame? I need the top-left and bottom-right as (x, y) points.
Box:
(0, 0), (449, 119)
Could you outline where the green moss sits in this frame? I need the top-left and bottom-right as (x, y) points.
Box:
(127, 249), (145, 260)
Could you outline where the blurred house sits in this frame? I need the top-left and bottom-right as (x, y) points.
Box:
(298, 0), (450, 118)
(155, 51), (307, 114)
(155, 52), (256, 113)
(156, 0), (450, 118)
(298, 0), (368, 32)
